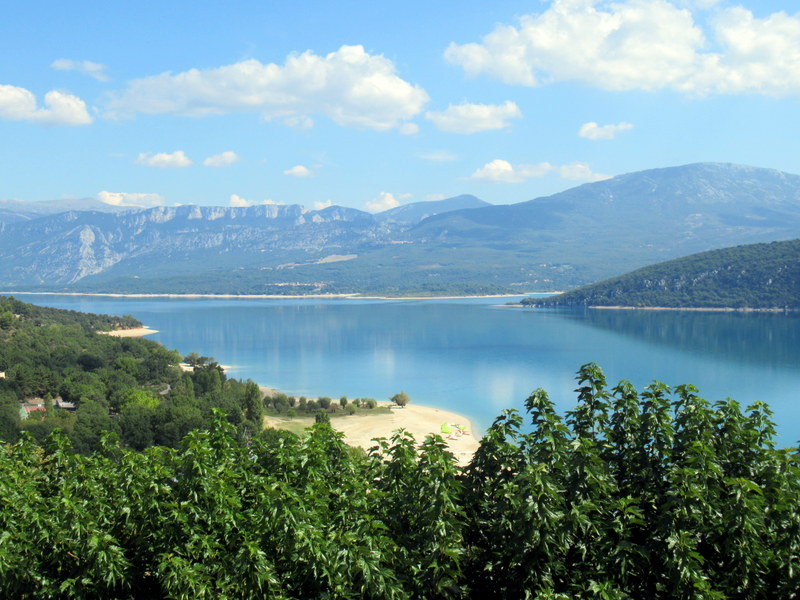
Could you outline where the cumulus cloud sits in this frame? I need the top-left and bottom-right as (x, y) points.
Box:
(470, 159), (609, 183)
(203, 151), (239, 167)
(229, 194), (282, 207)
(314, 200), (333, 210)
(104, 45), (428, 131)
(426, 100), (522, 133)
(579, 121), (634, 140)
(283, 165), (312, 178)
(0, 85), (92, 125)
(135, 151), (192, 168)
(52, 59), (109, 81)
(98, 191), (165, 207)
(364, 192), (410, 213)
(445, 1), (800, 96)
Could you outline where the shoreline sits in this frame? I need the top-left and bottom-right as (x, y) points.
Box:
(98, 328), (481, 463)
(265, 401), (480, 466)
(4, 291), (555, 301)
(98, 326), (159, 337)
(589, 305), (796, 312)
(71, 298), (485, 464)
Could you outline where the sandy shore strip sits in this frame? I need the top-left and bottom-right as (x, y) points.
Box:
(98, 326), (159, 337)
(7, 291), (552, 301)
(265, 402), (480, 466)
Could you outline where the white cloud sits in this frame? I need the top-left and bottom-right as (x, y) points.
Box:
(426, 100), (522, 133)
(557, 163), (610, 181)
(203, 151), (239, 167)
(52, 59), (109, 82)
(398, 122), (419, 135)
(445, 1), (800, 96)
(0, 85), (92, 125)
(426, 193), (447, 201)
(579, 121), (634, 140)
(364, 191), (410, 213)
(314, 200), (333, 210)
(683, 0), (720, 8)
(135, 151), (192, 168)
(470, 159), (609, 183)
(283, 165), (312, 178)
(98, 191), (165, 207)
(105, 45), (428, 131)
(229, 194), (282, 207)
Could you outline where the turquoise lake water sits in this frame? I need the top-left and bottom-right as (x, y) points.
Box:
(21, 295), (800, 446)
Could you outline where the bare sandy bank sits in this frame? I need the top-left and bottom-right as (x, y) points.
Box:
(265, 402), (480, 466)
(98, 326), (159, 337)
(7, 291), (552, 301)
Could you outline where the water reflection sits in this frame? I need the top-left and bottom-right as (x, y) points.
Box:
(17, 296), (800, 445)
(560, 308), (800, 370)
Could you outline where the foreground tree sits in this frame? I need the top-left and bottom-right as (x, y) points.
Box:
(1, 364), (798, 599)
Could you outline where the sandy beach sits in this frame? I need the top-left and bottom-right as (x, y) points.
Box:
(97, 322), (481, 464)
(265, 402), (480, 466)
(98, 326), (159, 337)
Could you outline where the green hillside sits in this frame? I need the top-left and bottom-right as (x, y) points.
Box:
(526, 239), (800, 309)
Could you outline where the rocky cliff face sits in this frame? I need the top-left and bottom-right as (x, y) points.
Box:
(0, 204), (392, 285)
(2, 164), (800, 293)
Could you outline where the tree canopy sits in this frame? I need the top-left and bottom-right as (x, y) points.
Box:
(1, 363), (798, 598)
(526, 238), (800, 309)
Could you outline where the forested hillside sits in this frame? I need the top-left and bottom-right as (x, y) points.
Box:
(526, 239), (800, 309)
(0, 296), (265, 452)
(1, 363), (798, 598)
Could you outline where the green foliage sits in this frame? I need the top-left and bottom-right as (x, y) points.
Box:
(461, 363), (800, 599)
(528, 239), (800, 309)
(2, 363), (797, 598)
(391, 391), (411, 407)
(0, 296), (278, 452)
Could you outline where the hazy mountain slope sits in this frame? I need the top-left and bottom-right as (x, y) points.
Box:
(375, 195), (490, 225)
(528, 239), (800, 308)
(411, 164), (800, 265)
(2, 164), (800, 295)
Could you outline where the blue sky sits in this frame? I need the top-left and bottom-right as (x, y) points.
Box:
(2, 0), (799, 212)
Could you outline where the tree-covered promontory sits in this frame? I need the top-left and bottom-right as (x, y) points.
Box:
(0, 296), (264, 451)
(525, 238), (800, 309)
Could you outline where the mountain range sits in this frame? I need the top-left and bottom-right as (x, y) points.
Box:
(1, 163), (800, 295)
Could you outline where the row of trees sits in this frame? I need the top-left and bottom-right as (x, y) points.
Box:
(265, 392), (380, 416)
(2, 363), (798, 598)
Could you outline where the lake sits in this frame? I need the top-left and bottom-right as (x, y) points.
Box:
(19, 295), (800, 446)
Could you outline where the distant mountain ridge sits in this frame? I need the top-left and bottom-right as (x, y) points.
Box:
(0, 197), (134, 226)
(375, 195), (489, 225)
(527, 239), (800, 309)
(2, 163), (800, 295)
